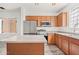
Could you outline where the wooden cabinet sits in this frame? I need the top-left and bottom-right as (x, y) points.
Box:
(69, 38), (79, 55)
(25, 16), (56, 27)
(55, 12), (67, 27)
(7, 43), (44, 55)
(55, 34), (62, 49)
(57, 13), (63, 27)
(25, 12), (67, 27)
(58, 35), (62, 49)
(61, 36), (69, 54)
(55, 34), (70, 54)
(55, 34), (58, 46)
(48, 33), (55, 44)
(38, 16), (42, 26)
(55, 34), (79, 55)
(26, 16), (38, 25)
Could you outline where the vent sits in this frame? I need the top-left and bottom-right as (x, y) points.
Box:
(0, 7), (5, 9)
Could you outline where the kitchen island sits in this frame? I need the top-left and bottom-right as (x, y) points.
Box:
(0, 34), (47, 55)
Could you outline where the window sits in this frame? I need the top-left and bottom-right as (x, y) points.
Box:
(69, 6), (79, 28)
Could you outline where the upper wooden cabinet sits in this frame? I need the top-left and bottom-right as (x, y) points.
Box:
(25, 16), (56, 27)
(26, 16), (38, 21)
(25, 12), (67, 27)
(55, 12), (67, 27)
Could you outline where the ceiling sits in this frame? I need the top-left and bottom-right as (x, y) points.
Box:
(0, 3), (69, 13)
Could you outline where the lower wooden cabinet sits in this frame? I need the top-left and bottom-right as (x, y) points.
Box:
(48, 33), (55, 44)
(61, 36), (69, 54)
(55, 34), (79, 55)
(69, 39), (79, 55)
(7, 43), (44, 55)
(57, 35), (62, 49)
(55, 34), (58, 46)
(55, 34), (62, 49)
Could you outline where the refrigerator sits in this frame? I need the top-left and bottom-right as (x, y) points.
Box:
(23, 21), (37, 34)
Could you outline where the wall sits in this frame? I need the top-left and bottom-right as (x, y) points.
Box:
(25, 10), (58, 16)
(0, 8), (21, 35)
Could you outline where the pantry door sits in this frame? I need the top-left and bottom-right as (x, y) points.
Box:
(2, 18), (17, 33)
(10, 20), (17, 33)
(2, 18), (10, 33)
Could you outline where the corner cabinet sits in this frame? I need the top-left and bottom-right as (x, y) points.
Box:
(55, 12), (67, 27)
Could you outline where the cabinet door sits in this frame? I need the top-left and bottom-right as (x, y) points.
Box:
(58, 35), (62, 49)
(25, 16), (38, 26)
(55, 12), (67, 27)
(46, 16), (51, 21)
(55, 34), (59, 46)
(57, 13), (62, 27)
(61, 36), (69, 54)
(70, 39), (79, 55)
(2, 19), (10, 33)
(37, 16), (42, 26)
(51, 16), (56, 27)
(54, 16), (58, 27)
(63, 12), (67, 27)
(10, 20), (16, 33)
(48, 34), (55, 44)
(26, 16), (32, 21)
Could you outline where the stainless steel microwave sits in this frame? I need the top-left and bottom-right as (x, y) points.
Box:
(41, 21), (51, 27)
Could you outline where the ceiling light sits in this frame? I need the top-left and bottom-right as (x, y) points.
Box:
(35, 3), (39, 6)
(52, 3), (56, 6)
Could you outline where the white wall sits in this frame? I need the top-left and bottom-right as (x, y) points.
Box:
(25, 10), (58, 16)
(0, 8), (21, 35)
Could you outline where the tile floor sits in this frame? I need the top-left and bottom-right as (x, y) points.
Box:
(44, 44), (64, 55)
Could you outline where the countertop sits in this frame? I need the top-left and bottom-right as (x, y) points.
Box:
(37, 30), (79, 40)
(0, 33), (47, 43)
(55, 31), (79, 40)
(0, 33), (47, 55)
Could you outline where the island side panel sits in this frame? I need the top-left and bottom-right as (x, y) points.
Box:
(7, 43), (44, 55)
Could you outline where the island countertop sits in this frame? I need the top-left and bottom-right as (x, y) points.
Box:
(0, 34), (47, 43)
(0, 33), (47, 55)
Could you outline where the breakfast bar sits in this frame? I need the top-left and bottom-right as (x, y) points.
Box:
(0, 34), (47, 55)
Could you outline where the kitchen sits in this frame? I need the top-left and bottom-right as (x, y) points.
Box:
(0, 3), (79, 55)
